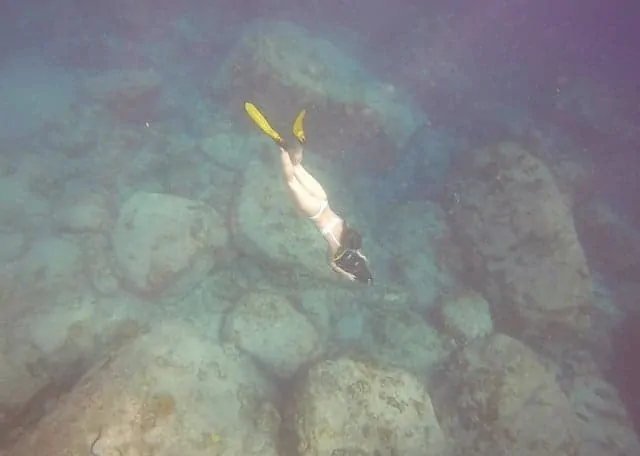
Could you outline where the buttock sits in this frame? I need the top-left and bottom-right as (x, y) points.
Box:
(309, 199), (329, 220)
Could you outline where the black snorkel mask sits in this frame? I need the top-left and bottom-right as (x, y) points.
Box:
(335, 249), (373, 284)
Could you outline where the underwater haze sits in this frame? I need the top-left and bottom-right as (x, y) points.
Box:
(1, 0), (639, 455)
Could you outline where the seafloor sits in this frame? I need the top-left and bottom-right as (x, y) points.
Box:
(0, 3), (639, 456)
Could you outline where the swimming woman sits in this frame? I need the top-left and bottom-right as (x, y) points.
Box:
(244, 102), (373, 284)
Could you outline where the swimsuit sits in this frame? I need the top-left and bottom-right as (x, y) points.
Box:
(309, 200), (342, 247)
(321, 216), (343, 247)
(309, 200), (328, 220)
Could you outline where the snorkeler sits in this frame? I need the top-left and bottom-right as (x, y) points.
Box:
(244, 102), (373, 284)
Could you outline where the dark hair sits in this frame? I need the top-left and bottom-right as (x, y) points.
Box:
(340, 223), (362, 250)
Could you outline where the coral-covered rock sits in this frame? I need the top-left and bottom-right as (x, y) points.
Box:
(446, 141), (593, 344)
(112, 192), (228, 299)
(293, 358), (446, 456)
(435, 289), (494, 344)
(233, 158), (336, 282)
(222, 292), (324, 378)
(215, 20), (426, 173)
(434, 334), (580, 456)
(5, 321), (280, 456)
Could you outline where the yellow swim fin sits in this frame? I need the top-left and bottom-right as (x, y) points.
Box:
(292, 109), (306, 144)
(244, 102), (285, 146)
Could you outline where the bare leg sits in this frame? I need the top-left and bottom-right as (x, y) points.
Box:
(280, 148), (324, 216)
(293, 165), (328, 201)
(279, 147), (327, 200)
(280, 147), (296, 183)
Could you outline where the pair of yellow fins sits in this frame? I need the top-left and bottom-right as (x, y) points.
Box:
(244, 102), (306, 148)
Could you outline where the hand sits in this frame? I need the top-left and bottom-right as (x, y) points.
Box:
(331, 262), (355, 281)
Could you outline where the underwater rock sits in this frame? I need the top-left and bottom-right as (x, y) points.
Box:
(112, 192), (228, 300)
(0, 55), (76, 141)
(446, 141), (593, 345)
(548, 157), (593, 208)
(232, 158), (337, 283)
(81, 68), (162, 103)
(0, 338), (49, 439)
(0, 175), (51, 232)
(199, 113), (264, 171)
(375, 200), (455, 307)
(373, 124), (463, 203)
(434, 334), (580, 456)
(574, 199), (640, 281)
(80, 68), (163, 121)
(79, 234), (121, 297)
(293, 358), (445, 456)
(363, 306), (451, 381)
(0, 231), (26, 263)
(435, 288), (494, 344)
(214, 20), (426, 173)
(54, 193), (112, 234)
(16, 236), (87, 295)
(222, 292), (324, 378)
(5, 320), (280, 456)
(568, 374), (640, 456)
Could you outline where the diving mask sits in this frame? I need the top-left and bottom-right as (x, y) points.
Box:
(335, 249), (373, 284)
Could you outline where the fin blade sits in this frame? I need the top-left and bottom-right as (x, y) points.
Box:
(244, 102), (285, 145)
(292, 109), (306, 144)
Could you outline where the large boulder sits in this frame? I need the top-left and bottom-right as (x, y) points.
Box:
(111, 192), (228, 300)
(214, 20), (426, 173)
(434, 333), (580, 456)
(222, 292), (324, 378)
(445, 141), (593, 345)
(6, 321), (280, 456)
(292, 358), (446, 456)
